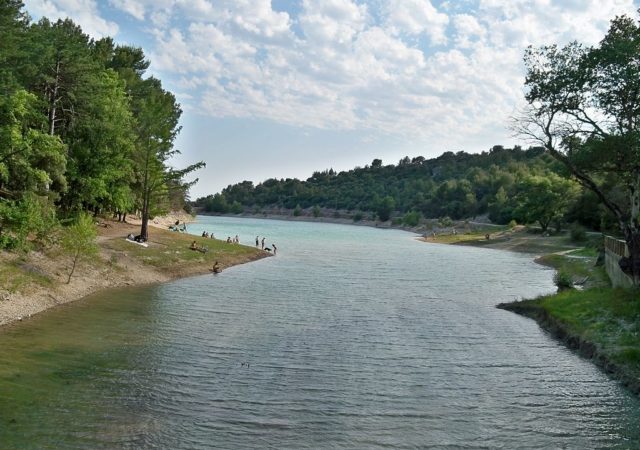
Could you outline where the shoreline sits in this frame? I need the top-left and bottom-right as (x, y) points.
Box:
(497, 298), (640, 396)
(0, 214), (269, 329)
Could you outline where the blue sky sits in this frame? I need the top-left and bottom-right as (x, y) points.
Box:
(22, 0), (640, 198)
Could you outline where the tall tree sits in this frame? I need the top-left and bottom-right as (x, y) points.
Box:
(134, 78), (203, 240)
(513, 174), (579, 232)
(518, 13), (640, 284)
(0, 0), (29, 93)
(29, 18), (96, 137)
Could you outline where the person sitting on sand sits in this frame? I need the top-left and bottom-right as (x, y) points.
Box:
(190, 240), (198, 250)
(212, 261), (221, 273)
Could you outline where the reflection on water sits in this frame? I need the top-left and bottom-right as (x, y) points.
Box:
(1, 216), (639, 449)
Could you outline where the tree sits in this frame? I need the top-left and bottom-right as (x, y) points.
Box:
(60, 70), (135, 213)
(0, 89), (67, 197)
(132, 78), (204, 241)
(512, 174), (578, 232)
(60, 212), (97, 283)
(376, 196), (395, 222)
(517, 13), (640, 284)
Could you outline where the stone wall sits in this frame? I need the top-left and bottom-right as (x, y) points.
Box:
(604, 236), (634, 288)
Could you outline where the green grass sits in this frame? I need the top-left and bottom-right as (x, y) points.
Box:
(103, 230), (260, 270)
(566, 247), (598, 257)
(0, 260), (52, 294)
(535, 252), (609, 288)
(537, 288), (640, 369)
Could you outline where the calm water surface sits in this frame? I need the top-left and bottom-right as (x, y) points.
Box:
(1, 216), (639, 449)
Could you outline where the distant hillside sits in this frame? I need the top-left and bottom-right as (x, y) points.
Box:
(194, 146), (613, 230)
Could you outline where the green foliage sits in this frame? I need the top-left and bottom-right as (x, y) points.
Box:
(438, 216), (453, 228)
(553, 270), (574, 291)
(353, 211), (363, 222)
(0, 5), (202, 251)
(512, 174), (579, 231)
(0, 194), (58, 250)
(403, 210), (421, 227)
(569, 223), (587, 242)
(508, 219), (517, 229)
(293, 204), (302, 216)
(312, 205), (321, 218)
(521, 12), (640, 282)
(200, 146), (604, 230)
(229, 201), (243, 214)
(0, 90), (67, 196)
(59, 213), (97, 284)
(376, 196), (395, 222)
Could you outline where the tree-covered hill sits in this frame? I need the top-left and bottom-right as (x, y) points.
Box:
(195, 146), (614, 231)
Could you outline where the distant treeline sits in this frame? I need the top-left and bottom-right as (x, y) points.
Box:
(0, 1), (202, 250)
(195, 146), (615, 232)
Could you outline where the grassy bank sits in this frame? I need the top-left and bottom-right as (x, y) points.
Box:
(499, 288), (640, 394)
(425, 226), (639, 394)
(0, 218), (269, 326)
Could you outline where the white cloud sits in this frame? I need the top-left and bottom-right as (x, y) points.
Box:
(24, 0), (119, 37)
(109, 0), (145, 20)
(382, 0), (450, 45)
(22, 0), (640, 149)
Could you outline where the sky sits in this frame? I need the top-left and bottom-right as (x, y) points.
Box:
(22, 0), (640, 198)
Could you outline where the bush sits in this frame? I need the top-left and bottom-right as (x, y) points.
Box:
(508, 219), (517, 229)
(570, 223), (587, 242)
(353, 212), (363, 222)
(553, 270), (573, 291)
(312, 205), (321, 217)
(403, 210), (421, 227)
(230, 201), (243, 214)
(438, 216), (453, 227)
(293, 204), (302, 216)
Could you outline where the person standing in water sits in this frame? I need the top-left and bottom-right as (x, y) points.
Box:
(261, 237), (265, 250)
(272, 244), (277, 255)
(255, 236), (259, 247)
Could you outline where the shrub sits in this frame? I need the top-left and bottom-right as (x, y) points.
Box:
(312, 205), (321, 218)
(293, 205), (302, 216)
(353, 212), (363, 222)
(553, 270), (573, 291)
(508, 219), (517, 229)
(438, 216), (453, 227)
(403, 210), (421, 227)
(569, 223), (587, 242)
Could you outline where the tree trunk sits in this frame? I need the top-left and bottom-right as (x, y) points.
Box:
(620, 172), (640, 285)
(67, 249), (79, 284)
(48, 59), (61, 136)
(140, 189), (149, 241)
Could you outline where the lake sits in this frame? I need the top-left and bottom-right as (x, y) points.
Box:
(1, 216), (639, 449)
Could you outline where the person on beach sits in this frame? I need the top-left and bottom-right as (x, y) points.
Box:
(272, 244), (277, 255)
(234, 235), (239, 244)
(261, 237), (265, 250)
(190, 240), (198, 250)
(212, 261), (221, 273)
(210, 232), (215, 239)
(255, 236), (259, 247)
(226, 236), (232, 243)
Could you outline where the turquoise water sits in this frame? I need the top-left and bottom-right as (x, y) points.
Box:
(1, 216), (639, 449)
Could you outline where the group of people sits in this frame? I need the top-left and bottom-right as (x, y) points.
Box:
(226, 235), (240, 244)
(255, 236), (277, 255)
(201, 231), (215, 239)
(168, 220), (187, 232)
